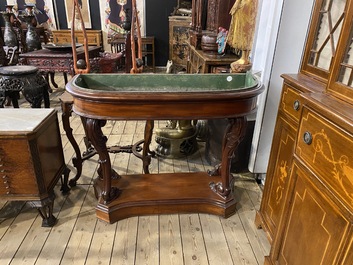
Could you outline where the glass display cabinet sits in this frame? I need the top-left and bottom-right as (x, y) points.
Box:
(257, 0), (353, 264)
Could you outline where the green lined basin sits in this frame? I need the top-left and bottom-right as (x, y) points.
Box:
(72, 73), (259, 93)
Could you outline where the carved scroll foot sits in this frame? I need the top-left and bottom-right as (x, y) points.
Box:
(102, 186), (121, 204)
(209, 181), (231, 199)
(209, 117), (247, 198)
(207, 164), (221, 176)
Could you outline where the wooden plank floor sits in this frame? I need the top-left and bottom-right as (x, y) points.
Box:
(0, 75), (270, 265)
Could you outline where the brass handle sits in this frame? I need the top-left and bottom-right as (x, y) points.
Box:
(293, 100), (300, 111)
(303, 131), (312, 145)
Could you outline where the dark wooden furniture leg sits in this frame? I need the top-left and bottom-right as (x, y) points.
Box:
(60, 92), (84, 187)
(132, 120), (155, 174)
(49, 72), (58, 88)
(63, 73), (68, 84)
(59, 93), (104, 186)
(85, 118), (121, 203)
(208, 117), (247, 198)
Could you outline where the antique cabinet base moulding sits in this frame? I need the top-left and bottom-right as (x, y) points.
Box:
(66, 73), (264, 223)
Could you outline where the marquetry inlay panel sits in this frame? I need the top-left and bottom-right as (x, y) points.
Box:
(296, 106), (353, 211)
(278, 162), (350, 265)
(262, 115), (296, 237)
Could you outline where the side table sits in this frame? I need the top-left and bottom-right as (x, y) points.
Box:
(187, 43), (238, 73)
(0, 109), (70, 227)
(0, 65), (50, 108)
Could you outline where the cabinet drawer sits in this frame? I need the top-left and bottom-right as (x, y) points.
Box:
(296, 106), (353, 212)
(280, 84), (302, 123)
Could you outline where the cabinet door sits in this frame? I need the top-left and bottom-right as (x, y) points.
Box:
(256, 114), (296, 243)
(327, 1), (353, 104)
(301, 0), (347, 82)
(273, 160), (351, 265)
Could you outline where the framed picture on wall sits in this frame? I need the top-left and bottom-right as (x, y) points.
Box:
(64, 0), (92, 29)
(100, 0), (132, 37)
(42, 0), (57, 30)
(11, 0), (57, 30)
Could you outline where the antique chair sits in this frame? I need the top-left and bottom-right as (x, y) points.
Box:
(108, 33), (132, 73)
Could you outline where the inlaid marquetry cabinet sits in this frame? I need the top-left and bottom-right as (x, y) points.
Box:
(257, 0), (353, 264)
(169, 16), (191, 68)
(254, 74), (324, 243)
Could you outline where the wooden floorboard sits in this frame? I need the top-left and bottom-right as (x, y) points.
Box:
(0, 75), (270, 264)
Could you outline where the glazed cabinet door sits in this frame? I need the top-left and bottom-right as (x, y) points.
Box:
(267, 159), (352, 265)
(301, 0), (347, 82)
(327, 1), (353, 104)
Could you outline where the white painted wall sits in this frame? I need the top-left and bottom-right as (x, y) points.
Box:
(248, 0), (315, 174)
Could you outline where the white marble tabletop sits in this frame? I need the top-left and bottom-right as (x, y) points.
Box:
(0, 109), (55, 132)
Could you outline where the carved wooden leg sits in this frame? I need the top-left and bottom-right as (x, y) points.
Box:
(142, 120), (155, 173)
(27, 192), (57, 227)
(44, 72), (52, 93)
(80, 116), (97, 160)
(49, 72), (58, 88)
(85, 118), (121, 204)
(63, 73), (68, 84)
(209, 117), (247, 198)
(60, 98), (83, 187)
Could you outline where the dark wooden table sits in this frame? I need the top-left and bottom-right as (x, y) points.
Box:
(19, 46), (101, 85)
(65, 73), (264, 224)
(187, 43), (239, 73)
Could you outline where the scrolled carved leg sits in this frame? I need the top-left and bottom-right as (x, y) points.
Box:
(80, 116), (97, 160)
(85, 118), (121, 204)
(209, 117), (247, 199)
(60, 99), (83, 187)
